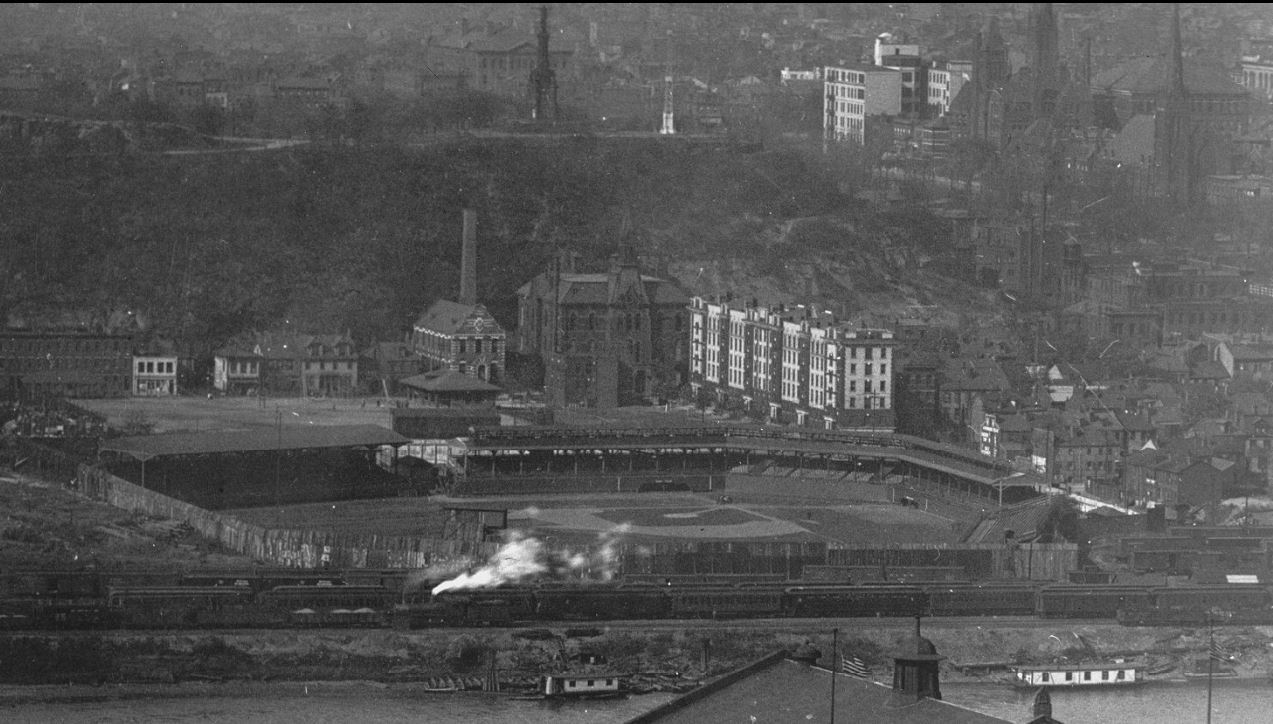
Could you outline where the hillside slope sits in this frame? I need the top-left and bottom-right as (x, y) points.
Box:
(1, 140), (996, 361)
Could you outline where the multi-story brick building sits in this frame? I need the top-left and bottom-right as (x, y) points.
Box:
(131, 353), (178, 396)
(926, 58), (972, 118)
(426, 18), (573, 101)
(412, 301), (506, 384)
(0, 331), (134, 400)
(517, 248), (688, 407)
(688, 297), (895, 432)
(823, 64), (901, 146)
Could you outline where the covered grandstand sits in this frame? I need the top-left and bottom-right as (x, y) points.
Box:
(98, 424), (414, 509)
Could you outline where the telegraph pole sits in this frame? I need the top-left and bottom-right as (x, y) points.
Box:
(830, 627), (838, 724)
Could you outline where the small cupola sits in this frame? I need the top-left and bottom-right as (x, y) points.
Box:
(891, 615), (945, 701)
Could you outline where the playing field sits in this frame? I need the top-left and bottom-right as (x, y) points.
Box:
(223, 488), (968, 547)
(77, 396), (977, 547)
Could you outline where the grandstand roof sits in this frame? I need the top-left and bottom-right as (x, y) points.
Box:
(100, 424), (409, 460)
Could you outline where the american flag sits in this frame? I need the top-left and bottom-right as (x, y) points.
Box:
(841, 654), (869, 678)
(1210, 639), (1232, 663)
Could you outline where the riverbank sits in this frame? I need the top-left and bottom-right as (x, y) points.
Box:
(3, 621), (1272, 690)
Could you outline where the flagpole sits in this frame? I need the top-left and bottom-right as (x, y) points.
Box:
(831, 627), (838, 724)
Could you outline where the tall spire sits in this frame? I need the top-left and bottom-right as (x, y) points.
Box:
(1159, 2), (1193, 204)
(530, 5), (558, 121)
(1031, 3), (1059, 121)
(1171, 2), (1187, 97)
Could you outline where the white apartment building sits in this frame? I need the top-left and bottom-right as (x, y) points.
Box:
(687, 297), (895, 432)
(927, 59), (972, 117)
(824, 64), (902, 145)
(1239, 55), (1273, 101)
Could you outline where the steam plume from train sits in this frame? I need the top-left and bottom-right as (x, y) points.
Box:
(430, 524), (631, 596)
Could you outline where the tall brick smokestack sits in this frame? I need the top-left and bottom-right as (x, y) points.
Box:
(460, 208), (477, 305)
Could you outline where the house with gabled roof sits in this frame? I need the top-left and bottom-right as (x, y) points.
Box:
(360, 338), (424, 395)
(253, 331), (358, 397)
(212, 343), (262, 395)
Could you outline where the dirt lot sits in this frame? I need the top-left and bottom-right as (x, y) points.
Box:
(73, 395), (404, 434)
(72, 397), (721, 435)
(0, 472), (254, 571)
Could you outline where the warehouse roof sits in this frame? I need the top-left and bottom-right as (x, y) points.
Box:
(100, 424), (409, 460)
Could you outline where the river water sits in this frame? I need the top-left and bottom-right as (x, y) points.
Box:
(1, 679), (1270, 723)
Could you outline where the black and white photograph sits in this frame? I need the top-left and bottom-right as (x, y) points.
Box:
(3, 3), (1273, 722)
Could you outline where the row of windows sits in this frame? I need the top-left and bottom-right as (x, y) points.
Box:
(827, 84), (865, 100)
(137, 360), (175, 375)
(228, 360), (258, 375)
(302, 361), (354, 371)
(826, 69), (865, 84)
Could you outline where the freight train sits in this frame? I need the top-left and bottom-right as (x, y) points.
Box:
(3, 568), (1272, 631)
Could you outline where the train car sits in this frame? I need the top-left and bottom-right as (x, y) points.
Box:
(30, 602), (117, 630)
(534, 585), (670, 621)
(179, 570), (350, 593)
(667, 585), (784, 619)
(258, 584), (393, 609)
(0, 570), (117, 602)
(1149, 584), (1273, 613)
(926, 582), (1041, 617)
(1117, 585), (1273, 626)
(107, 586), (257, 629)
(258, 584), (395, 627)
(782, 585), (928, 618)
(1036, 585), (1154, 620)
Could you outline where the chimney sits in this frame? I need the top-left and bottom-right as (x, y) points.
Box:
(460, 208), (477, 306)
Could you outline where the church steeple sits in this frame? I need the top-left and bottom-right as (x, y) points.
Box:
(1158, 3), (1193, 204)
(973, 18), (1010, 142)
(1031, 3), (1059, 121)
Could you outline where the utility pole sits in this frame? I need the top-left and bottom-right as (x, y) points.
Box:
(274, 406), (282, 522)
(830, 627), (838, 724)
